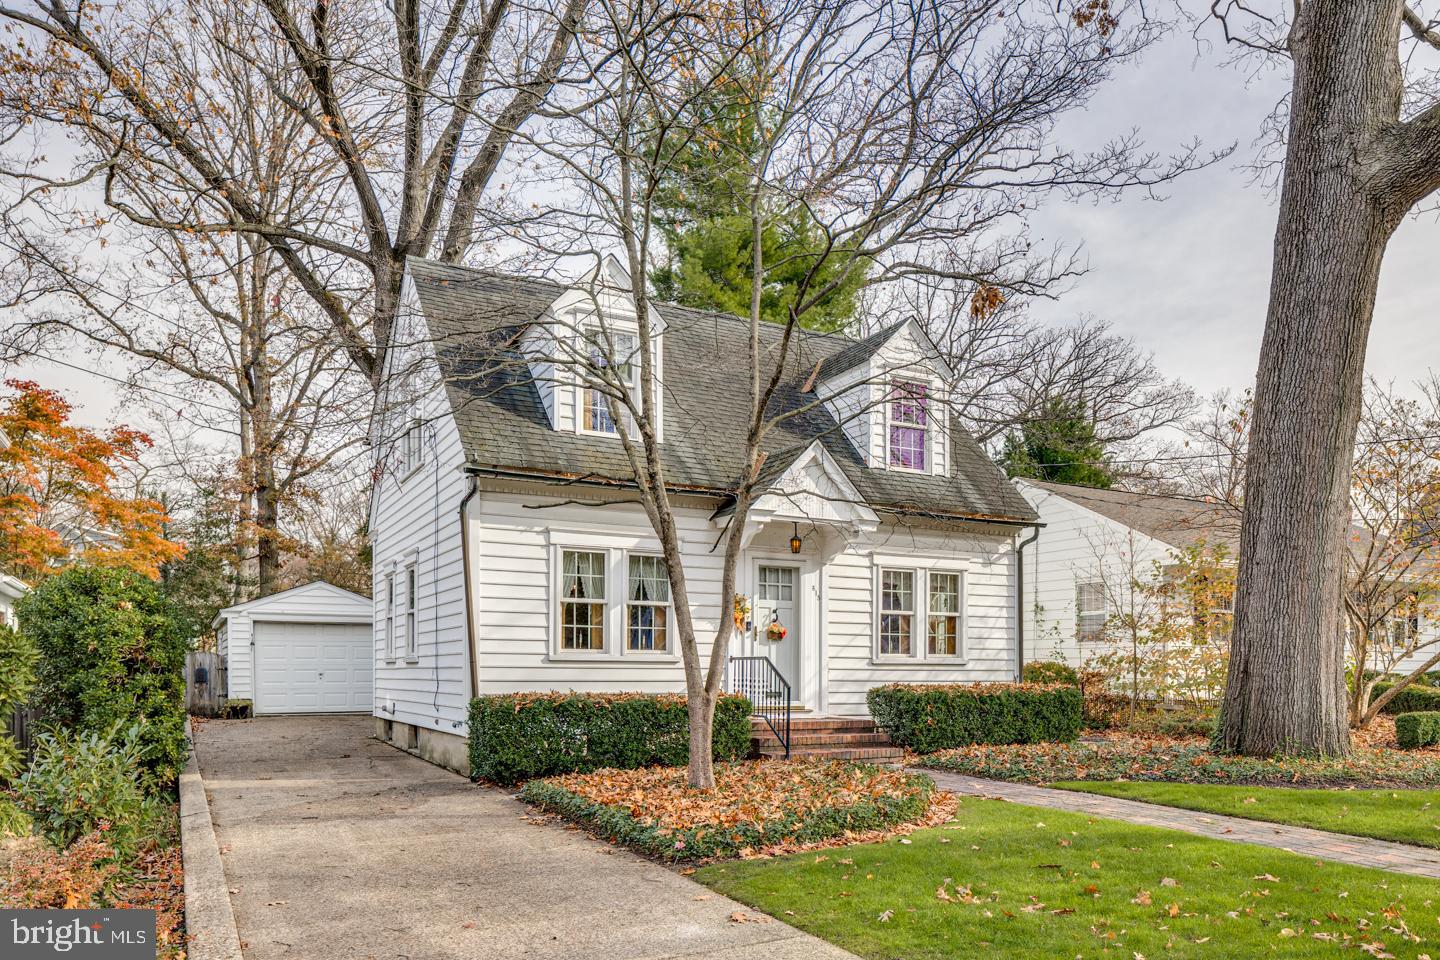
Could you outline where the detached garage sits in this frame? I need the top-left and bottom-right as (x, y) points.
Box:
(215, 581), (373, 715)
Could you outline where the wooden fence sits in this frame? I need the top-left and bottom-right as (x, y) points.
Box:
(5, 704), (38, 754)
(185, 650), (228, 717)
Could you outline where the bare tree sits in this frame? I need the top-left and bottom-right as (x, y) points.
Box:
(486, 0), (1212, 789)
(1345, 379), (1440, 726)
(875, 279), (1194, 452)
(0, 0), (587, 386)
(1213, 0), (1440, 756)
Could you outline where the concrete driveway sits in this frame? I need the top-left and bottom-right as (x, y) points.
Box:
(194, 716), (856, 960)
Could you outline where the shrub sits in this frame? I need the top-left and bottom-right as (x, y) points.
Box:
(1368, 681), (1440, 715)
(17, 724), (161, 859)
(520, 761), (935, 860)
(468, 692), (753, 785)
(0, 830), (122, 907)
(867, 682), (1083, 754)
(1396, 712), (1440, 750)
(221, 699), (253, 719)
(18, 566), (188, 786)
(1022, 660), (1079, 686)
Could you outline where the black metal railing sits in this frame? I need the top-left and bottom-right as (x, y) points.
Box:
(729, 656), (791, 759)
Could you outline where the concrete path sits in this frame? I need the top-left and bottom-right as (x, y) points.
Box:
(923, 769), (1440, 879)
(194, 716), (857, 960)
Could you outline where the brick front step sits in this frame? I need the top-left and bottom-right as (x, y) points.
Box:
(748, 715), (900, 762)
(758, 744), (904, 762)
(748, 716), (880, 733)
(753, 731), (893, 747)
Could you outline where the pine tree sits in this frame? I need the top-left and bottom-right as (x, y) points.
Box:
(1000, 397), (1114, 488)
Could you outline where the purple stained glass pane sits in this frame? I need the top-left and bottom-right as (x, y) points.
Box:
(891, 381), (928, 426)
(889, 425), (926, 470)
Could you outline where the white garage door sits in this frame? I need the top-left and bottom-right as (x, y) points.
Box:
(253, 621), (372, 714)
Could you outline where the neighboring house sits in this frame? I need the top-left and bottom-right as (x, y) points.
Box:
(1017, 480), (1239, 667)
(0, 573), (28, 628)
(368, 255), (1039, 773)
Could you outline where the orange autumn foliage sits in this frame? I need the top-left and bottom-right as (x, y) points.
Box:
(0, 380), (183, 583)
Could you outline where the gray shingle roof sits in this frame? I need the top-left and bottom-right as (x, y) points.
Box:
(1023, 480), (1240, 552)
(409, 257), (1037, 524)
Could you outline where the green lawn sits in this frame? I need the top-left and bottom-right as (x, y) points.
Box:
(1056, 781), (1440, 849)
(697, 797), (1440, 959)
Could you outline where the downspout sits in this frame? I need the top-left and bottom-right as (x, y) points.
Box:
(459, 472), (481, 706)
(1015, 524), (1041, 681)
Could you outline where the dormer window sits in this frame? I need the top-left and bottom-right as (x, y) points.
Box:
(582, 329), (638, 435)
(887, 380), (928, 471)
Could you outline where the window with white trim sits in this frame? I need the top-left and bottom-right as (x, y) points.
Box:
(383, 573), (395, 659)
(878, 568), (915, 656)
(581, 329), (638, 435)
(400, 417), (423, 474)
(560, 550), (607, 650)
(626, 554), (671, 651)
(405, 563), (418, 658)
(887, 380), (928, 471)
(927, 571), (961, 657)
(1076, 581), (1106, 641)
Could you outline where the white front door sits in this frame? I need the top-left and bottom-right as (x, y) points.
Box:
(755, 564), (801, 702)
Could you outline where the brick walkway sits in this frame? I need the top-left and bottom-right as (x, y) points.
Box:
(922, 770), (1440, 880)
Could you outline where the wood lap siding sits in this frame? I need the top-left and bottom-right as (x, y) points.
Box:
(370, 356), (472, 734)
(825, 531), (1015, 716)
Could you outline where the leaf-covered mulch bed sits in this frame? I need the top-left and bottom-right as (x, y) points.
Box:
(1, 827), (185, 958)
(919, 732), (1440, 788)
(520, 760), (949, 861)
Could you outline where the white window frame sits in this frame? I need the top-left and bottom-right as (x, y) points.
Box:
(383, 570), (396, 660)
(926, 570), (964, 660)
(624, 552), (673, 655)
(400, 417), (423, 476)
(557, 547), (609, 654)
(578, 326), (640, 438)
(885, 379), (930, 474)
(872, 561), (968, 663)
(876, 567), (917, 659)
(404, 561), (418, 659)
(548, 540), (682, 661)
(1076, 581), (1107, 642)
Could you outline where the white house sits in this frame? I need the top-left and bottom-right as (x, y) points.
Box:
(0, 573), (28, 628)
(1017, 480), (1239, 667)
(367, 255), (1040, 774)
(214, 581), (373, 715)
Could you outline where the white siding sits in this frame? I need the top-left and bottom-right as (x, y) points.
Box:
(216, 582), (372, 700)
(1017, 481), (1174, 666)
(468, 480), (1020, 715)
(369, 284), (473, 737)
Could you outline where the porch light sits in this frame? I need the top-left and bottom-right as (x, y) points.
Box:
(789, 522), (802, 554)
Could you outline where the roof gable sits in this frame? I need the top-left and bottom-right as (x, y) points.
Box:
(1020, 480), (1240, 553)
(214, 580), (371, 625)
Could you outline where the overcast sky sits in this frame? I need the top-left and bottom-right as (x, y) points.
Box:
(9, 16), (1440, 431)
(1027, 25), (1440, 400)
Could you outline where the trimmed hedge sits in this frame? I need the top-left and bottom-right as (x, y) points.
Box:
(468, 692), (753, 784)
(1396, 712), (1440, 750)
(1369, 681), (1440, 715)
(1021, 660), (1079, 686)
(867, 682), (1083, 754)
(519, 765), (934, 861)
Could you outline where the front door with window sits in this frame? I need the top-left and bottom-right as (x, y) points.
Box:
(755, 564), (801, 703)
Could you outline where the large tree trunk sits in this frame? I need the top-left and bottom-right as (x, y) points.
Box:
(686, 687), (718, 791)
(1219, 0), (1409, 757)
